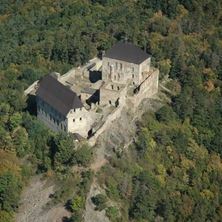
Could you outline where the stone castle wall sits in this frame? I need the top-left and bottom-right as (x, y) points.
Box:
(102, 57), (151, 86)
(37, 97), (68, 132)
(102, 57), (140, 85)
(132, 68), (159, 108)
(66, 108), (93, 137)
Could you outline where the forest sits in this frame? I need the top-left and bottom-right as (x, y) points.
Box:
(0, 0), (222, 221)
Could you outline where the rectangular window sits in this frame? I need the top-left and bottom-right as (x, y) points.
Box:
(120, 63), (123, 70)
(73, 119), (75, 122)
(80, 117), (82, 121)
(132, 67), (134, 72)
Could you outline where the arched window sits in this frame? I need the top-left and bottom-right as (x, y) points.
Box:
(80, 117), (82, 121)
(73, 119), (75, 122)
(120, 63), (123, 70)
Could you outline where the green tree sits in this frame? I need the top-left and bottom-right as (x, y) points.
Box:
(0, 172), (22, 212)
(106, 206), (119, 221)
(74, 145), (93, 167)
(91, 194), (107, 211)
(53, 133), (75, 166)
(0, 210), (13, 222)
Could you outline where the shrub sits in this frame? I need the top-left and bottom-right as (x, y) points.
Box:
(106, 206), (119, 221)
(91, 194), (107, 211)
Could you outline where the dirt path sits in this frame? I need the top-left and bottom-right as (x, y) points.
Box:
(16, 176), (71, 222)
(84, 178), (110, 222)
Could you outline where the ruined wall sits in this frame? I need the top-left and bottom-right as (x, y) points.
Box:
(139, 58), (151, 82)
(59, 68), (76, 84)
(132, 69), (159, 107)
(99, 87), (120, 106)
(88, 86), (127, 146)
(89, 69), (159, 146)
(67, 107), (93, 137)
(24, 80), (39, 96)
(140, 58), (151, 73)
(99, 81), (127, 106)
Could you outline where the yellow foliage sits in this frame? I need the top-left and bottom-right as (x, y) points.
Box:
(170, 191), (181, 198)
(149, 138), (156, 151)
(0, 14), (10, 22)
(204, 80), (215, 92)
(182, 173), (189, 184)
(156, 164), (166, 175)
(45, 169), (54, 178)
(187, 138), (208, 160)
(179, 195), (194, 217)
(158, 59), (172, 76)
(181, 155), (195, 170)
(156, 10), (163, 17)
(156, 174), (165, 186)
(176, 4), (189, 20)
(166, 146), (173, 154)
(48, 6), (56, 13)
(169, 20), (181, 34)
(207, 153), (222, 173)
(0, 150), (21, 178)
(200, 189), (214, 200)
(149, 32), (165, 50)
(0, 210), (14, 222)
(203, 68), (216, 79)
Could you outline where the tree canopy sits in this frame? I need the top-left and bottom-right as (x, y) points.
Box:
(0, 0), (222, 221)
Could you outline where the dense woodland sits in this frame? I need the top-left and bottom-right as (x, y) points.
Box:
(0, 0), (222, 221)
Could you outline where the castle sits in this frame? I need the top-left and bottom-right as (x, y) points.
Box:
(33, 42), (159, 139)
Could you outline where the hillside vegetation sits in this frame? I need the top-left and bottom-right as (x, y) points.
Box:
(0, 0), (222, 221)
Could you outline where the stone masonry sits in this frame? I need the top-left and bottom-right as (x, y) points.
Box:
(25, 42), (159, 140)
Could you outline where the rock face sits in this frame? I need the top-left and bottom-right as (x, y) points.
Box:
(16, 176), (70, 222)
(84, 182), (110, 222)
(84, 93), (164, 222)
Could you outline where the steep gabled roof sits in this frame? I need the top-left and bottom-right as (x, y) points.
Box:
(36, 74), (83, 115)
(105, 42), (150, 64)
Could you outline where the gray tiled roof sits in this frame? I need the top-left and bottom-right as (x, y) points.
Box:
(105, 42), (150, 64)
(36, 74), (83, 115)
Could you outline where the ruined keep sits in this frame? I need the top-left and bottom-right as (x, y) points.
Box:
(32, 42), (159, 139)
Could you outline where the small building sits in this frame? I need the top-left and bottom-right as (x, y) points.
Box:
(100, 42), (158, 106)
(102, 42), (151, 85)
(36, 74), (92, 137)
